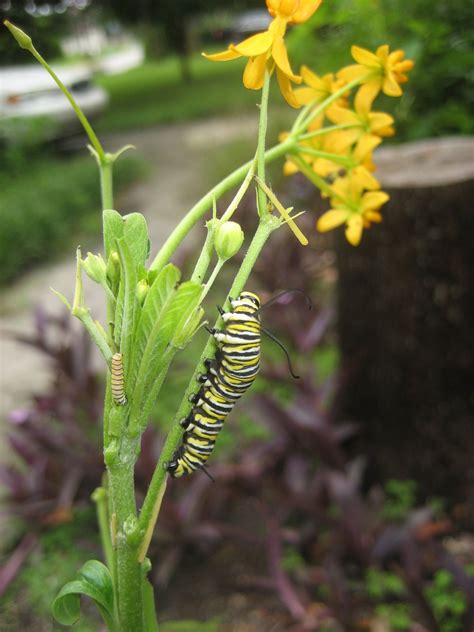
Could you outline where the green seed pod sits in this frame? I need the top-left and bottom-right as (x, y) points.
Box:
(136, 279), (149, 305)
(215, 221), (244, 262)
(4, 21), (33, 51)
(106, 251), (121, 285)
(82, 252), (107, 285)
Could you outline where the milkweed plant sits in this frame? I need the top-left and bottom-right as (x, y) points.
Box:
(4, 2), (413, 630)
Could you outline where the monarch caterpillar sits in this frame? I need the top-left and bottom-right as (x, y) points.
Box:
(167, 290), (262, 478)
(111, 352), (127, 406)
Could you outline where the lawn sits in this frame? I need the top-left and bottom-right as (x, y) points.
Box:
(96, 54), (271, 132)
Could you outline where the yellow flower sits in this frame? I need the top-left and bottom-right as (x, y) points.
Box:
(203, 0), (322, 107)
(294, 66), (349, 108)
(338, 44), (414, 110)
(317, 177), (389, 246)
(326, 87), (394, 158)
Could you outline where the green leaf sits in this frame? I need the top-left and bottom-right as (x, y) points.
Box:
(129, 263), (181, 392)
(129, 278), (202, 434)
(115, 236), (138, 378)
(159, 281), (202, 346)
(103, 210), (124, 260)
(52, 560), (115, 629)
(123, 212), (150, 267)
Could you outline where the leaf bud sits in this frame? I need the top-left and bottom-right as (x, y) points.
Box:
(82, 252), (107, 285)
(136, 279), (149, 305)
(214, 221), (244, 262)
(106, 251), (120, 285)
(124, 515), (142, 548)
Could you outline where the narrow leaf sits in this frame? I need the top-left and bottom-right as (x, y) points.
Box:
(129, 263), (181, 392)
(115, 236), (138, 378)
(159, 281), (202, 345)
(123, 212), (150, 268)
(103, 210), (124, 260)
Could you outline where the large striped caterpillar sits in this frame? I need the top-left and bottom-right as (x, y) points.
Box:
(167, 291), (261, 478)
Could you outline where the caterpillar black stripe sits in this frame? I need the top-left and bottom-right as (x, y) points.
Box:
(111, 352), (127, 406)
(167, 291), (261, 478)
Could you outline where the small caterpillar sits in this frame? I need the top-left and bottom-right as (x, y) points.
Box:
(167, 291), (261, 478)
(111, 352), (127, 406)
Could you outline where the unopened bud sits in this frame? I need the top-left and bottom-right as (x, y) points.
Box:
(106, 251), (120, 285)
(82, 252), (107, 285)
(124, 515), (142, 548)
(136, 279), (149, 305)
(215, 221), (244, 262)
(4, 20), (33, 51)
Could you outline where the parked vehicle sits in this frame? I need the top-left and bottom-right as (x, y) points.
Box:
(0, 64), (108, 141)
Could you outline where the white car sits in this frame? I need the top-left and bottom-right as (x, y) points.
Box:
(0, 64), (108, 140)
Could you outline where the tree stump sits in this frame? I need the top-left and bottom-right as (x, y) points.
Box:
(335, 137), (474, 508)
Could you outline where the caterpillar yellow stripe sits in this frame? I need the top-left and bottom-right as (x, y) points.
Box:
(111, 352), (127, 406)
(167, 291), (261, 478)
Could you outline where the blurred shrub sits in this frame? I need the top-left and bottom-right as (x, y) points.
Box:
(0, 5), (66, 64)
(0, 153), (145, 285)
(287, 0), (474, 140)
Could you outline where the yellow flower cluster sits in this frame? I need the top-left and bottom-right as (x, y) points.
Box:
(285, 45), (414, 245)
(204, 0), (322, 107)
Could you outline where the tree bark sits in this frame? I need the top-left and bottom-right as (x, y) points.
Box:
(335, 137), (474, 511)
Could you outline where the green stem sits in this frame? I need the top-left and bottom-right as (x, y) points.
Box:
(201, 259), (225, 301)
(256, 69), (271, 218)
(108, 436), (143, 632)
(148, 137), (294, 274)
(137, 217), (278, 558)
(92, 486), (115, 579)
(220, 156), (256, 223)
(291, 77), (364, 135)
(298, 122), (357, 141)
(24, 42), (105, 160)
(100, 156), (114, 211)
(290, 146), (354, 167)
(291, 154), (352, 208)
(190, 220), (218, 284)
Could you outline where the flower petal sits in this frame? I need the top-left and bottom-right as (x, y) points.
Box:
(361, 191), (390, 212)
(326, 105), (358, 126)
(354, 81), (381, 112)
(283, 159), (299, 176)
(276, 68), (301, 107)
(354, 134), (381, 160)
(203, 49), (241, 62)
(294, 86), (320, 105)
(232, 31), (273, 57)
(243, 54), (268, 90)
(345, 215), (363, 246)
(382, 71), (403, 97)
(291, 0), (323, 24)
(272, 35), (301, 81)
(337, 64), (368, 83)
(317, 209), (350, 232)
(351, 45), (379, 67)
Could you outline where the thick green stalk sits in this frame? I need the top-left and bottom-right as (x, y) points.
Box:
(108, 436), (143, 632)
(148, 137), (294, 274)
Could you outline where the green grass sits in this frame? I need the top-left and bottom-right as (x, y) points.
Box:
(0, 153), (146, 285)
(96, 55), (268, 132)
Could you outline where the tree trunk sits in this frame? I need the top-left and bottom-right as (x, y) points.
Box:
(335, 137), (474, 511)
